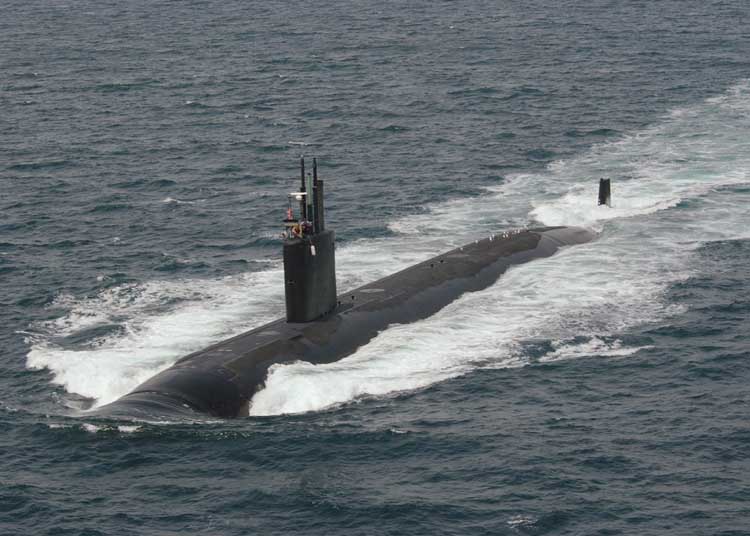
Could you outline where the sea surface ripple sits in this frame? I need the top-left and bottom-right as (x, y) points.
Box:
(2, 1), (750, 534)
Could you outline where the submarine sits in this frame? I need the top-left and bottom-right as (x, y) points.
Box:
(92, 158), (597, 419)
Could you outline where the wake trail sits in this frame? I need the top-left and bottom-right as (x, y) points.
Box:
(26, 81), (750, 414)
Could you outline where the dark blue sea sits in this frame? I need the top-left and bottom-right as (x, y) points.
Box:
(2, 0), (750, 534)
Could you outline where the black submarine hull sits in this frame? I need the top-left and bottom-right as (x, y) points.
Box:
(92, 226), (595, 420)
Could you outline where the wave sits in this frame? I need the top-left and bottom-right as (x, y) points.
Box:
(26, 80), (750, 415)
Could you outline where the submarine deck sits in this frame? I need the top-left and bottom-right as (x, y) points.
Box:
(94, 226), (594, 419)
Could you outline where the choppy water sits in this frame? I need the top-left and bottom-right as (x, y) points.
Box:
(2, 1), (750, 534)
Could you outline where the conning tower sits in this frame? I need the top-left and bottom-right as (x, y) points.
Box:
(282, 157), (337, 323)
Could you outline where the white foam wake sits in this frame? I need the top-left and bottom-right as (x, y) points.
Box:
(250, 80), (750, 415)
(26, 271), (287, 406)
(26, 81), (750, 414)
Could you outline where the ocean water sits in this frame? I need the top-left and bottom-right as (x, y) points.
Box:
(2, 0), (750, 534)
